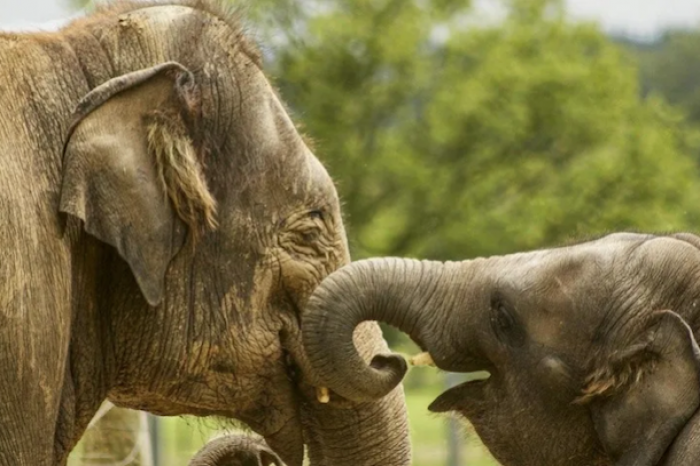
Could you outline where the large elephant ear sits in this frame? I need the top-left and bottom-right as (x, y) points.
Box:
(60, 62), (216, 306)
(579, 310), (700, 466)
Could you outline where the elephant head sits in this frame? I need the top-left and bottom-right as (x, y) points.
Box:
(0, 1), (408, 464)
(302, 232), (700, 466)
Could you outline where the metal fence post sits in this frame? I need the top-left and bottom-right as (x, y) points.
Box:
(148, 415), (160, 466)
(446, 373), (462, 466)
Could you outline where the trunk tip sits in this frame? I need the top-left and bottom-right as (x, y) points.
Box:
(369, 353), (409, 390)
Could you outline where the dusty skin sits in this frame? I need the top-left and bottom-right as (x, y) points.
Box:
(303, 232), (700, 466)
(0, 1), (410, 465)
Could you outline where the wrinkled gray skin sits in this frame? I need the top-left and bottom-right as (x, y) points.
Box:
(188, 435), (283, 466)
(303, 232), (700, 466)
(0, 1), (409, 465)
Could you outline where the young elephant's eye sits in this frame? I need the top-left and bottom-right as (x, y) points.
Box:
(495, 304), (514, 329)
(491, 301), (514, 330)
(490, 296), (526, 347)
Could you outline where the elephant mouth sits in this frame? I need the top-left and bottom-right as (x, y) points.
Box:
(263, 297), (337, 464)
(280, 285), (339, 402)
(409, 352), (495, 413)
(428, 371), (491, 414)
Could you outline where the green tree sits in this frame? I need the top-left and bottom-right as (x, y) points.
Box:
(268, 0), (700, 261)
(622, 30), (700, 124)
(65, 0), (91, 10)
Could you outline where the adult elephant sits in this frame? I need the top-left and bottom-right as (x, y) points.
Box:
(303, 232), (700, 466)
(0, 1), (409, 465)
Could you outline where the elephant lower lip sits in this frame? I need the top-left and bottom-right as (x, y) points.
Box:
(428, 372), (491, 413)
(463, 370), (491, 382)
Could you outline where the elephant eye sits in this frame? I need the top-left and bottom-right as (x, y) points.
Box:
(493, 303), (514, 330)
(308, 209), (324, 221)
(490, 296), (526, 347)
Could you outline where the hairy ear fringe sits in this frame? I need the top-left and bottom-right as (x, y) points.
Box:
(575, 342), (658, 404)
(147, 112), (217, 236)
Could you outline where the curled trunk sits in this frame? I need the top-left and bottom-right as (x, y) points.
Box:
(302, 321), (412, 465)
(188, 435), (283, 466)
(302, 258), (459, 402)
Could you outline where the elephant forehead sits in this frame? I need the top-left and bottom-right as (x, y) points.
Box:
(112, 5), (210, 64)
(300, 151), (338, 200)
(119, 5), (194, 32)
(241, 80), (291, 157)
(502, 246), (608, 285)
(495, 249), (613, 350)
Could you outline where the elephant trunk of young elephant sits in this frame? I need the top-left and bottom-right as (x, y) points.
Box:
(303, 258), (471, 402)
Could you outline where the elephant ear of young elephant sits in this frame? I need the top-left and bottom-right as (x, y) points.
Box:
(60, 62), (216, 306)
(662, 409), (700, 465)
(579, 310), (700, 466)
(188, 435), (284, 466)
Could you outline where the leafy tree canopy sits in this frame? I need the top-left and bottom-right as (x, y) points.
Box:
(622, 30), (700, 125)
(260, 0), (700, 261)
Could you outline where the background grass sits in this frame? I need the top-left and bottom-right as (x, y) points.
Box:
(406, 384), (497, 466)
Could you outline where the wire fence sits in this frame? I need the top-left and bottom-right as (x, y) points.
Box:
(68, 376), (467, 466)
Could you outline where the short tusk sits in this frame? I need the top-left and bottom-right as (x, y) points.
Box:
(316, 386), (330, 403)
(410, 352), (435, 367)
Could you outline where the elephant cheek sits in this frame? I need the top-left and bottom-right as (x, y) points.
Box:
(534, 356), (578, 401)
(275, 250), (321, 300)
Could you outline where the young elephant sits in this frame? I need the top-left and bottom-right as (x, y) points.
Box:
(302, 232), (700, 466)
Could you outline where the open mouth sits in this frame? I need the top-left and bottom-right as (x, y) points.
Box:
(411, 351), (492, 413)
(428, 372), (491, 413)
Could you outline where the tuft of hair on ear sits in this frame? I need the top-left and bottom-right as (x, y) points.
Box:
(575, 340), (659, 405)
(147, 110), (218, 237)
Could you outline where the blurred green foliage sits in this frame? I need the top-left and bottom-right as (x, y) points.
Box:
(621, 30), (700, 125)
(261, 0), (700, 351)
(268, 0), (700, 264)
(66, 0), (90, 10)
